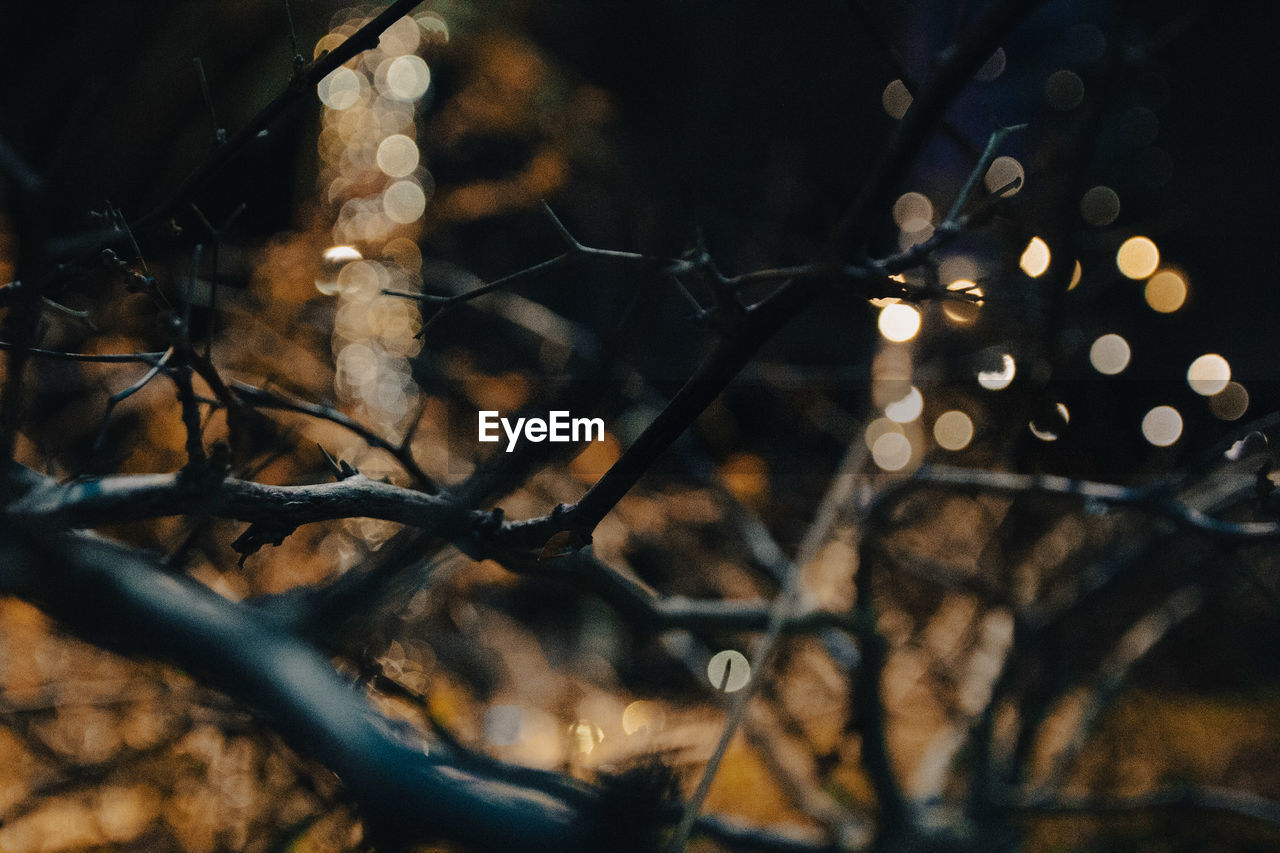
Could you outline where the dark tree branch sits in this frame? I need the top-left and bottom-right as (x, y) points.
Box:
(5, 467), (468, 533)
(1002, 786), (1280, 832)
(0, 342), (167, 363)
(0, 527), (599, 852)
(229, 380), (437, 492)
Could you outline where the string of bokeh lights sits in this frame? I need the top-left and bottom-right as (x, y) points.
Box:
(312, 7), (448, 551)
(867, 34), (1238, 473)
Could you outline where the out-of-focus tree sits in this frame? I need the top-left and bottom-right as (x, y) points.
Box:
(2, 1), (1279, 852)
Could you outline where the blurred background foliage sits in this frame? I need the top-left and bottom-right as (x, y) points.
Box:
(2, 0), (1280, 851)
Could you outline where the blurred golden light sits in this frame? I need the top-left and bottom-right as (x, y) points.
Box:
(337, 259), (385, 300)
(1068, 260), (1082, 291)
(984, 155), (1024, 196)
(336, 342), (379, 392)
(878, 303), (921, 342)
(977, 353), (1016, 390)
(872, 431), (913, 471)
(1029, 403), (1070, 442)
(381, 237), (422, 274)
(1080, 186), (1120, 226)
(317, 245), (363, 296)
(384, 180), (428, 223)
(1116, 236), (1159, 279)
(943, 280), (983, 325)
(1028, 423), (1057, 442)
(416, 11), (450, 45)
(706, 650), (751, 692)
(1045, 69), (1085, 110)
(721, 452), (769, 503)
(314, 32), (346, 60)
(377, 15), (421, 56)
(622, 701), (665, 736)
(1089, 333), (1130, 375)
(318, 66), (363, 110)
(1020, 237), (1051, 277)
(1145, 269), (1187, 313)
(865, 417), (906, 450)
(376, 134), (419, 177)
(325, 244), (366, 267)
(386, 55), (431, 100)
(1187, 353), (1230, 396)
(882, 79), (912, 119)
(892, 192), (933, 232)
(1209, 381), (1249, 421)
(568, 721), (604, 755)
(885, 385), (923, 423)
(1141, 405), (1182, 447)
(933, 410), (973, 451)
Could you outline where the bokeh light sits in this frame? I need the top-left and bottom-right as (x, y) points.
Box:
(1080, 186), (1120, 226)
(1068, 260), (1083, 290)
(317, 245), (363, 296)
(872, 431), (913, 471)
(865, 417), (905, 451)
(621, 701), (665, 736)
(568, 721), (604, 755)
(1141, 405), (1183, 447)
(977, 353), (1016, 390)
(878, 302), (921, 342)
(1029, 403), (1070, 442)
(1145, 269), (1187, 313)
(885, 386), (923, 423)
(706, 650), (751, 692)
(384, 180), (428, 223)
(892, 192), (933, 232)
(1020, 237), (1050, 277)
(1117, 236), (1160, 279)
(943, 279), (983, 325)
(385, 55), (431, 100)
(882, 79), (912, 119)
(1045, 69), (1085, 110)
(1089, 334), (1130, 375)
(1209, 382), (1249, 421)
(416, 11), (450, 45)
(1186, 353), (1230, 396)
(934, 411), (974, 451)
(984, 156), (1024, 196)
(318, 67), (363, 110)
(377, 15), (421, 56)
(376, 134), (420, 177)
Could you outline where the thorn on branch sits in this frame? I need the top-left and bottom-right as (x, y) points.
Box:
(41, 297), (97, 331)
(539, 199), (584, 251)
(231, 520), (300, 567)
(93, 348), (175, 454)
(319, 445), (359, 481)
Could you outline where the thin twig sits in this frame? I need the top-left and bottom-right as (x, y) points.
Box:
(125, 0), (429, 241)
(92, 348), (176, 452)
(230, 380), (437, 492)
(1035, 586), (1201, 794)
(669, 428), (870, 850)
(1002, 786), (1280, 832)
(0, 342), (165, 363)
